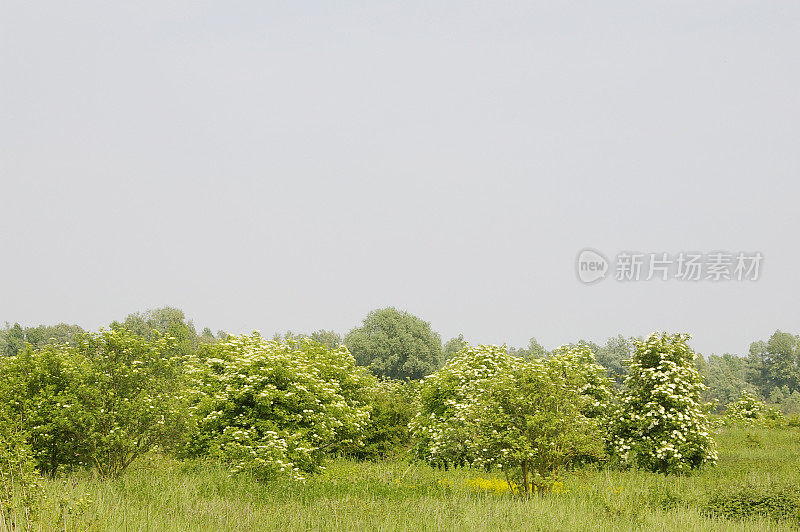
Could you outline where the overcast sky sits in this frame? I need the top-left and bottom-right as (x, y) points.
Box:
(2, 1), (798, 356)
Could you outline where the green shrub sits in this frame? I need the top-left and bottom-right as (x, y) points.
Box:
(411, 344), (611, 495)
(468, 354), (607, 495)
(342, 379), (418, 460)
(0, 329), (187, 477)
(706, 482), (800, 524)
(0, 416), (43, 529)
(185, 334), (373, 481)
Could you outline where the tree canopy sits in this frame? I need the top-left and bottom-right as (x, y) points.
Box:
(344, 307), (442, 380)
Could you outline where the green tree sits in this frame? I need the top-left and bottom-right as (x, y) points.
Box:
(198, 327), (216, 344)
(508, 337), (548, 359)
(344, 308), (442, 380)
(111, 307), (198, 357)
(612, 332), (716, 474)
(703, 353), (753, 409)
(471, 356), (606, 495)
(747, 330), (800, 396)
(1, 323), (25, 357)
(412, 344), (610, 495)
(342, 379), (418, 460)
(309, 329), (343, 350)
(442, 334), (467, 360)
(19, 323), (84, 350)
(597, 334), (632, 384)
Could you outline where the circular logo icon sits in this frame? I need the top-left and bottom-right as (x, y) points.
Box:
(576, 248), (609, 284)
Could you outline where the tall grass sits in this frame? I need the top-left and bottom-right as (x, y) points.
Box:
(12, 425), (800, 531)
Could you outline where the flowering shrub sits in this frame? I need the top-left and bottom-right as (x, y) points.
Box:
(612, 332), (717, 474)
(0, 329), (187, 477)
(548, 344), (614, 422)
(410, 344), (521, 469)
(185, 334), (373, 481)
(724, 392), (784, 426)
(411, 344), (611, 495)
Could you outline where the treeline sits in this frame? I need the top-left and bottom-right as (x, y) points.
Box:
(2, 306), (799, 414)
(1, 305), (797, 508)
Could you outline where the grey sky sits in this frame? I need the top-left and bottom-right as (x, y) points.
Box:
(2, 1), (798, 356)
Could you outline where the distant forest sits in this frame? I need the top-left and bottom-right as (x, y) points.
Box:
(2, 306), (798, 414)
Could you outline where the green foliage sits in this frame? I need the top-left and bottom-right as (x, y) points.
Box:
(0, 329), (187, 477)
(612, 332), (717, 474)
(706, 482), (800, 524)
(702, 353), (754, 410)
(410, 344), (520, 469)
(597, 335), (633, 384)
(0, 415), (43, 530)
(198, 327), (216, 344)
(185, 334), (373, 481)
(747, 330), (800, 397)
(111, 306), (199, 357)
(342, 379), (418, 460)
(442, 334), (467, 361)
(412, 344), (611, 495)
(724, 391), (784, 427)
(0, 323), (25, 357)
(0, 322), (85, 357)
(309, 330), (343, 350)
(506, 337), (548, 359)
(469, 352), (608, 495)
(549, 344), (614, 423)
(344, 307), (443, 380)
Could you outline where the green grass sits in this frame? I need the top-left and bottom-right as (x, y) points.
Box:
(9, 425), (800, 531)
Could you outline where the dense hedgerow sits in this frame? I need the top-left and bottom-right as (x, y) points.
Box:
(612, 332), (717, 474)
(0, 329), (187, 477)
(184, 334), (374, 481)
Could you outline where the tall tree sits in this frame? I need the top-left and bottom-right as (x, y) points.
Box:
(111, 307), (198, 357)
(508, 337), (548, 359)
(309, 329), (343, 350)
(2, 323), (26, 357)
(747, 330), (800, 395)
(344, 307), (442, 380)
(702, 353), (753, 408)
(597, 335), (633, 384)
(443, 334), (468, 360)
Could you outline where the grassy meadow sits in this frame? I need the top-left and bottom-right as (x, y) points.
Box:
(8, 424), (800, 531)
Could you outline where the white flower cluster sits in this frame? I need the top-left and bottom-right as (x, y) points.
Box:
(187, 333), (373, 481)
(612, 332), (717, 474)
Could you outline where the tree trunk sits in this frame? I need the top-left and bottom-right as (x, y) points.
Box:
(521, 460), (530, 497)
